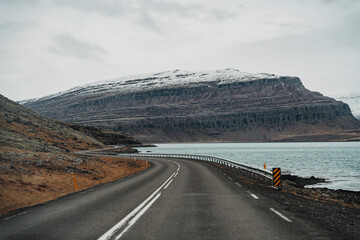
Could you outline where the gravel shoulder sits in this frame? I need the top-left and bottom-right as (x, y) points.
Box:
(210, 162), (360, 240)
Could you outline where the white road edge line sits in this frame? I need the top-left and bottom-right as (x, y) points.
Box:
(115, 193), (162, 240)
(3, 211), (27, 221)
(168, 160), (180, 171)
(97, 172), (175, 240)
(247, 191), (259, 200)
(235, 183), (242, 188)
(163, 179), (173, 189)
(174, 172), (178, 178)
(270, 208), (292, 222)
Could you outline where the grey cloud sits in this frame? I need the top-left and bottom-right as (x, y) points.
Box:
(206, 8), (238, 20)
(0, 21), (36, 32)
(55, 0), (128, 17)
(53, 0), (243, 30)
(278, 23), (307, 30)
(221, 10), (360, 93)
(139, 0), (201, 17)
(0, 22), (22, 31)
(48, 33), (108, 61)
(321, 0), (351, 4)
(252, 9), (360, 52)
(56, 0), (196, 17)
(333, 11), (360, 48)
(139, 0), (243, 21)
(136, 8), (162, 33)
(0, 0), (38, 6)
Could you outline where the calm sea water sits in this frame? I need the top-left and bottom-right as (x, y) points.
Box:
(138, 142), (360, 191)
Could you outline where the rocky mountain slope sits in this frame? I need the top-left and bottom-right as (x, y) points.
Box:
(1, 94), (140, 153)
(21, 69), (360, 142)
(1, 95), (104, 154)
(0, 94), (146, 216)
(333, 93), (360, 120)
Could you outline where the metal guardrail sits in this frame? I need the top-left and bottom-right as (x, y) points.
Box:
(115, 153), (273, 184)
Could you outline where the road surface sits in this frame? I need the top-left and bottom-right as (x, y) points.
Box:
(0, 156), (330, 239)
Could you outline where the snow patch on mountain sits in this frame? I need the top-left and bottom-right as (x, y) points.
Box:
(333, 92), (360, 119)
(20, 69), (279, 103)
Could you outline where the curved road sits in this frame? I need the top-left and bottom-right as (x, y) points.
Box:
(1, 157), (330, 239)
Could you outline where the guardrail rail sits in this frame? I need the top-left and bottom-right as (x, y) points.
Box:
(114, 153), (273, 185)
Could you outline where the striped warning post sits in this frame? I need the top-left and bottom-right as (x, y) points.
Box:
(273, 168), (281, 187)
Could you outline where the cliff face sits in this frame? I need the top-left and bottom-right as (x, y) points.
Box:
(22, 69), (360, 142)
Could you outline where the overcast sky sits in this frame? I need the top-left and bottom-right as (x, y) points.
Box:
(0, 0), (359, 101)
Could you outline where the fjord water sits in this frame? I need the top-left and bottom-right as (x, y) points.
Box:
(138, 142), (360, 191)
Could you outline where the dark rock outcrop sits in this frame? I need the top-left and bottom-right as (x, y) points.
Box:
(21, 69), (360, 142)
(66, 123), (141, 145)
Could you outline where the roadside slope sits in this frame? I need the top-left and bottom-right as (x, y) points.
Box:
(0, 94), (147, 216)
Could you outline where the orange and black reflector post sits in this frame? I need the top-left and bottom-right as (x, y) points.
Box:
(71, 173), (78, 191)
(273, 168), (281, 188)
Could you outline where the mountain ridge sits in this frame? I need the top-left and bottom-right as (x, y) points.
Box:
(21, 69), (360, 143)
(19, 69), (281, 104)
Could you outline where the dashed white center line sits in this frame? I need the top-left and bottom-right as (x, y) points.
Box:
(235, 182), (242, 188)
(270, 208), (292, 222)
(227, 177), (233, 181)
(163, 179), (173, 189)
(247, 191), (259, 199)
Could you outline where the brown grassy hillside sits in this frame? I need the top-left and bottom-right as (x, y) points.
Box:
(0, 94), (148, 216)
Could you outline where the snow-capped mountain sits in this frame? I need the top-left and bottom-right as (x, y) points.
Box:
(20, 69), (278, 104)
(333, 93), (360, 120)
(21, 69), (360, 143)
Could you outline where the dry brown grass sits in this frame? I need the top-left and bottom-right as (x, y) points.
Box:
(0, 156), (150, 216)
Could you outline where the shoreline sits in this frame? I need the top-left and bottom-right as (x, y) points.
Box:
(283, 174), (360, 194)
(138, 142), (360, 193)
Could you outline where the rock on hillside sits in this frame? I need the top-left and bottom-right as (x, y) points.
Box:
(21, 69), (360, 143)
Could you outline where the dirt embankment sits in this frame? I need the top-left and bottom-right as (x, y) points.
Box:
(0, 154), (150, 217)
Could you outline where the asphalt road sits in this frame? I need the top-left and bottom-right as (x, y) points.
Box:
(0, 157), (331, 239)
